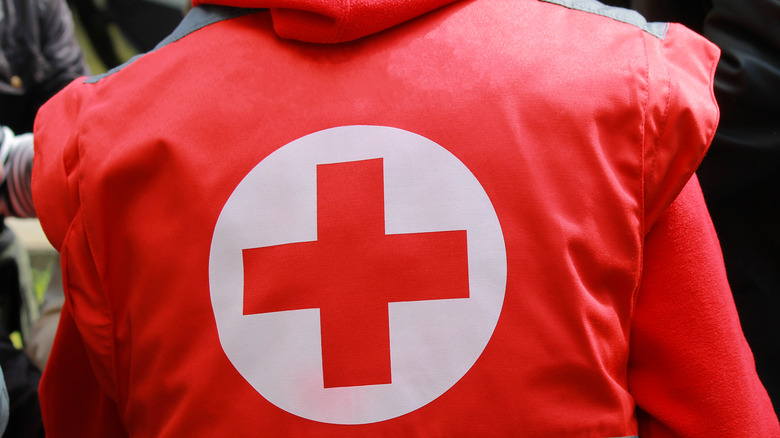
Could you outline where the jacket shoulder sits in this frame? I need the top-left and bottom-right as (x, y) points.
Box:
(539, 0), (668, 38)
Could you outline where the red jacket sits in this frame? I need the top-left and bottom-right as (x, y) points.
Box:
(32, 0), (778, 436)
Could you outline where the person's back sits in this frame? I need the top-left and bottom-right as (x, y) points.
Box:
(31, 0), (778, 436)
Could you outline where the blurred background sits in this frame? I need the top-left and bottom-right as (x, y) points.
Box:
(69, 0), (189, 72)
(6, 0), (189, 344)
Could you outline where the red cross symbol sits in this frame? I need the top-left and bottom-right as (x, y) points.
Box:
(242, 158), (470, 389)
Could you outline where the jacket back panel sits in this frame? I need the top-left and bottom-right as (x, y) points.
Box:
(32, 0), (719, 436)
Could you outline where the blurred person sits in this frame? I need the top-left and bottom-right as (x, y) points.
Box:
(0, 0), (88, 134)
(31, 0), (778, 436)
(0, 0), (89, 435)
(1, 0), (89, 356)
(0, 364), (9, 435)
(0, 324), (41, 437)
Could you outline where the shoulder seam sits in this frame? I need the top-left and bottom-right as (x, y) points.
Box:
(538, 0), (668, 39)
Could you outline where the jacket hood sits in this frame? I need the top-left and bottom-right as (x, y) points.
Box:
(191, 0), (457, 43)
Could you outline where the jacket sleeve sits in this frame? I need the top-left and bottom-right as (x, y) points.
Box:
(628, 175), (779, 436)
(695, 0), (780, 410)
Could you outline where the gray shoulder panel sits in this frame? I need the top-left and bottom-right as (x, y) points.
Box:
(84, 5), (262, 84)
(539, 0), (668, 39)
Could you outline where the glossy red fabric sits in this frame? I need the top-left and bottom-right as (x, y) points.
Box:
(31, 0), (777, 436)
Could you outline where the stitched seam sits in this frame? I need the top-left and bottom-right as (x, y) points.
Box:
(628, 28), (652, 332)
(72, 89), (126, 423)
(650, 51), (673, 219)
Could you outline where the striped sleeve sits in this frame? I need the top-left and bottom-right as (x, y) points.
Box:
(0, 126), (37, 218)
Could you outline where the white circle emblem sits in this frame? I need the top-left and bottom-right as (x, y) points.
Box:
(209, 126), (506, 424)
